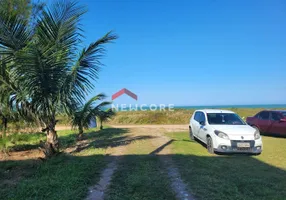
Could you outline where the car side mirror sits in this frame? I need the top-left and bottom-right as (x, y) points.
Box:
(279, 118), (286, 122)
(200, 121), (205, 126)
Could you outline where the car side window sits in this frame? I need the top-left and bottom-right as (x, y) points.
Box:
(271, 112), (282, 121)
(194, 112), (200, 122)
(258, 111), (270, 120)
(194, 111), (205, 123)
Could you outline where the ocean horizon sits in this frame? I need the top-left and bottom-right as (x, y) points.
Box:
(174, 104), (286, 109)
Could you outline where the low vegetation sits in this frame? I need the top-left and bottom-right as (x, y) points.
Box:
(166, 132), (286, 200)
(108, 108), (286, 125)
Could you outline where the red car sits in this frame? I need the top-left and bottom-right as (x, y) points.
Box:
(246, 110), (286, 136)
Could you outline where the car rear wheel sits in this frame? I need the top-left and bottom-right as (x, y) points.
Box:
(207, 136), (214, 154)
(189, 126), (194, 140)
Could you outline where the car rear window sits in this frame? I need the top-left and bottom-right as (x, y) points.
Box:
(207, 113), (246, 125)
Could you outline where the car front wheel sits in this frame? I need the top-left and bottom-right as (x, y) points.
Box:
(207, 136), (214, 154)
(189, 126), (194, 140)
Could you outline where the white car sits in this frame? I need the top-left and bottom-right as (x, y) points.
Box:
(189, 109), (263, 154)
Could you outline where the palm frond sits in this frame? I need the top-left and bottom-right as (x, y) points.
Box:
(71, 94), (112, 130)
(0, 10), (31, 52)
(81, 93), (106, 114)
(98, 108), (115, 122)
(36, 0), (86, 60)
(66, 31), (118, 103)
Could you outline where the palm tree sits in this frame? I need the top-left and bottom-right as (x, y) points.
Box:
(71, 93), (111, 139)
(0, 96), (13, 153)
(0, 98), (14, 138)
(0, 1), (117, 157)
(0, 61), (19, 137)
(97, 109), (115, 130)
(0, 0), (37, 136)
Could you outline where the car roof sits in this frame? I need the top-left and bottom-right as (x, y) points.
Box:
(195, 109), (235, 114)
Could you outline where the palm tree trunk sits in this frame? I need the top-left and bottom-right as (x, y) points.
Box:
(100, 119), (103, 130)
(3, 117), (7, 134)
(43, 122), (59, 158)
(77, 125), (84, 140)
(2, 117), (8, 154)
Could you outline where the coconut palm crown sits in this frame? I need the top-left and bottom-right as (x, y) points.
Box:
(0, 0), (117, 157)
(72, 93), (112, 139)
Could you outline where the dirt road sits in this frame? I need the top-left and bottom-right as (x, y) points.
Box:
(56, 124), (189, 131)
(87, 124), (195, 200)
(112, 124), (188, 131)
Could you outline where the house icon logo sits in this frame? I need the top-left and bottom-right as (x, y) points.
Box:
(112, 88), (138, 100)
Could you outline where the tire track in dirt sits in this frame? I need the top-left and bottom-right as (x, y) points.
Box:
(86, 158), (118, 200)
(85, 133), (129, 200)
(141, 127), (196, 200)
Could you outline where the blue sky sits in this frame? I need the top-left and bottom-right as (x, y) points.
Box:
(79, 0), (285, 106)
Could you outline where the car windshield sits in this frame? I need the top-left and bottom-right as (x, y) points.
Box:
(281, 112), (286, 117)
(207, 113), (246, 125)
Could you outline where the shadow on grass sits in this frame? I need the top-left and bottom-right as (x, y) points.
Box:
(3, 128), (144, 156)
(261, 132), (286, 139)
(150, 139), (175, 155)
(1, 153), (286, 200)
(6, 128), (131, 152)
(70, 128), (157, 153)
(150, 138), (195, 155)
(59, 127), (130, 149)
(10, 144), (41, 152)
(84, 128), (129, 140)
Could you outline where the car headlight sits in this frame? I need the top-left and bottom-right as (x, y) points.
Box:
(214, 130), (229, 140)
(254, 130), (260, 140)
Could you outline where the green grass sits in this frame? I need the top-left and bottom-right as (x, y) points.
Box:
(0, 127), (127, 200)
(106, 156), (176, 200)
(2, 126), (286, 200)
(1, 152), (106, 200)
(108, 108), (286, 125)
(0, 132), (46, 152)
(166, 132), (286, 200)
(0, 126), (115, 152)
